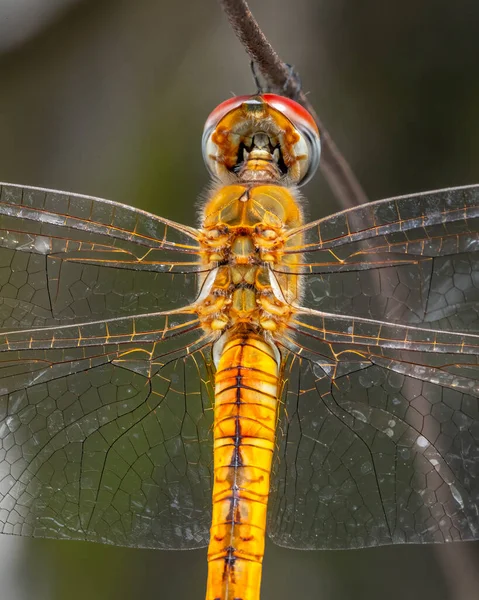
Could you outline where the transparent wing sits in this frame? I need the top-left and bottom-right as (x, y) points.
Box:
(0, 182), (207, 329)
(268, 183), (479, 549)
(0, 312), (215, 549)
(0, 183), (216, 549)
(274, 184), (479, 331)
(269, 339), (479, 549)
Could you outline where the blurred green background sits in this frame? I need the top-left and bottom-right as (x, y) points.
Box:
(0, 0), (478, 599)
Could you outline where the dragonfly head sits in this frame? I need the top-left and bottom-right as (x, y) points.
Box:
(202, 94), (320, 186)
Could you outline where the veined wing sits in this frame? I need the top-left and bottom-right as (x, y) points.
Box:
(268, 185), (479, 549)
(0, 183), (216, 549)
(0, 182), (208, 329)
(268, 310), (479, 549)
(0, 312), (215, 549)
(274, 185), (479, 331)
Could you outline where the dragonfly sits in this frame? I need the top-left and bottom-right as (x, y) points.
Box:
(0, 92), (478, 600)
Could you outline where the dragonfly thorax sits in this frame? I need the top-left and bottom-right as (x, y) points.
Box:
(196, 181), (303, 339)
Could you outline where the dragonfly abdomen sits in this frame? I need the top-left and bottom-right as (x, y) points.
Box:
(206, 329), (280, 600)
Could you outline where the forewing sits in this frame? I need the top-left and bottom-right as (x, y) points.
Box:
(274, 185), (479, 331)
(0, 183), (206, 329)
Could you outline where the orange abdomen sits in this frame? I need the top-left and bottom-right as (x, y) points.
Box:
(206, 331), (279, 600)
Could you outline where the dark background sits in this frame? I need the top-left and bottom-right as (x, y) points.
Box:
(0, 1), (478, 598)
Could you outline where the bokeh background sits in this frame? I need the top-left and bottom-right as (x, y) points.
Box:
(0, 0), (478, 598)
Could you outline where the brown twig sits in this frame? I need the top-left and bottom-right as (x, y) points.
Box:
(218, 0), (368, 208)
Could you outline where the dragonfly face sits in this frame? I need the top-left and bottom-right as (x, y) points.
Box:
(0, 92), (478, 600)
(202, 94), (320, 185)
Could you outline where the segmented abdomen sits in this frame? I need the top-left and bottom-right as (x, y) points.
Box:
(206, 330), (280, 600)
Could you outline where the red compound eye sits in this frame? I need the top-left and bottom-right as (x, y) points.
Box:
(260, 93), (319, 136)
(204, 95), (252, 132)
(204, 93), (318, 136)
(203, 93), (320, 186)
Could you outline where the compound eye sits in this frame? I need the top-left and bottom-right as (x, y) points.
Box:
(202, 96), (252, 181)
(261, 94), (318, 134)
(262, 94), (321, 186)
(203, 95), (251, 135)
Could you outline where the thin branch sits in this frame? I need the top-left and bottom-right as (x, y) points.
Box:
(218, 0), (368, 208)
